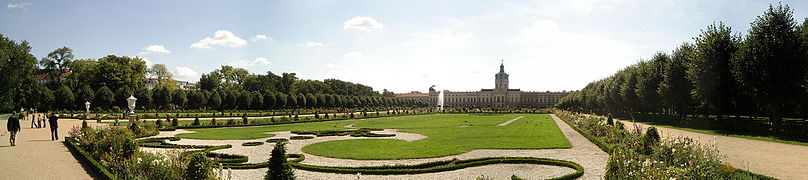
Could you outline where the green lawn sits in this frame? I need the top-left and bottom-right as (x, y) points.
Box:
(304, 114), (571, 159)
(174, 119), (361, 140)
(175, 113), (571, 159)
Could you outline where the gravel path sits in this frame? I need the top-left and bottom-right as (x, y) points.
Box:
(497, 116), (524, 126)
(609, 117), (808, 180)
(146, 114), (608, 179)
(0, 116), (102, 179)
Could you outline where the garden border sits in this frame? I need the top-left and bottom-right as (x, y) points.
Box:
(64, 137), (117, 180)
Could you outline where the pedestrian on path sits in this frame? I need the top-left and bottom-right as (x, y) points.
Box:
(48, 112), (59, 141)
(7, 111), (21, 146)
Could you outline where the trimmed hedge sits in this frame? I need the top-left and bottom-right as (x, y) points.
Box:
(242, 142), (264, 146)
(292, 128), (395, 138)
(266, 138), (289, 143)
(290, 136), (314, 140)
(64, 137), (116, 180)
(151, 111), (435, 131)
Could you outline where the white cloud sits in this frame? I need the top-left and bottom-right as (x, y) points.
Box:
(7, 2), (31, 9)
(326, 63), (337, 68)
(227, 57), (271, 68)
(138, 45), (171, 55)
(140, 57), (153, 67)
(190, 30), (248, 49)
(251, 34), (270, 41)
(343, 51), (366, 63)
(343, 16), (384, 31)
(297, 41), (323, 47)
(174, 66), (198, 82)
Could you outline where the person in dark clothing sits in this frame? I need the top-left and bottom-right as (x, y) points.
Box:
(7, 111), (21, 146)
(48, 113), (59, 141)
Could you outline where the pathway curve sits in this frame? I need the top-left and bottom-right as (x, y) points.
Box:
(146, 114), (609, 179)
(605, 115), (808, 180)
(0, 116), (105, 179)
(497, 116), (524, 126)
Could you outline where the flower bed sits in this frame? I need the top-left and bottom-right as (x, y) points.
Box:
(68, 125), (221, 180)
(554, 110), (776, 180)
(266, 138), (289, 143)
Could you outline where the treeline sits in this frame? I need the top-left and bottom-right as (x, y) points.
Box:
(558, 4), (808, 135)
(0, 35), (426, 112)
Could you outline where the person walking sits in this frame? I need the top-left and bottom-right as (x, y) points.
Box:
(7, 111), (21, 146)
(48, 112), (59, 141)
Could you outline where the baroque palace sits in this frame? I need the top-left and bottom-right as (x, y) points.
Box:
(401, 63), (572, 108)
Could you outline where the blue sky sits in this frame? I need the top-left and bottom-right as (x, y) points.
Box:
(2, 0), (807, 93)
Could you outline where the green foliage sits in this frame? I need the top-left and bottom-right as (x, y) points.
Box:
(243, 114), (248, 124)
(210, 117), (216, 126)
(82, 120), (89, 129)
(289, 136), (314, 140)
(193, 117), (201, 126)
(172, 117), (179, 127)
(184, 152), (214, 180)
(156, 119), (163, 127)
(266, 142), (295, 180)
(607, 113), (614, 126)
(242, 142), (264, 146)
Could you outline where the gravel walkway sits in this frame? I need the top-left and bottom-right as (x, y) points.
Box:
(145, 114), (608, 179)
(612, 117), (808, 180)
(0, 116), (102, 179)
(497, 116), (524, 126)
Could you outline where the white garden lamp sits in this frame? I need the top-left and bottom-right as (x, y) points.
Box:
(127, 95), (137, 125)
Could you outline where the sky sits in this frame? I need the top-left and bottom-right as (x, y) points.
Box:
(2, 0), (807, 94)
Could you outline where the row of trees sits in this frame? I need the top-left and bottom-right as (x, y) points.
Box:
(0, 35), (423, 112)
(558, 4), (808, 134)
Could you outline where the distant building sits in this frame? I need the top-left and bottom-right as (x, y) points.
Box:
(35, 69), (70, 86)
(146, 77), (197, 90)
(395, 91), (429, 100)
(429, 63), (571, 108)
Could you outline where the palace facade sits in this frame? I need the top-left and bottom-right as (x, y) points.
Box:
(427, 63), (571, 108)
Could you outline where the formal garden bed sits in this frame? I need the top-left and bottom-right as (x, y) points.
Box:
(553, 110), (776, 179)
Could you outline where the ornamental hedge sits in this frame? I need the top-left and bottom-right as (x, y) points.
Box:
(65, 137), (117, 180)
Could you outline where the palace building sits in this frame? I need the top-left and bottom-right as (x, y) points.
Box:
(427, 63), (572, 108)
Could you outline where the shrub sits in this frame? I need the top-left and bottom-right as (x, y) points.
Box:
(81, 120), (89, 130)
(324, 112), (329, 119)
(156, 119), (163, 127)
(607, 113), (614, 126)
(211, 117), (217, 126)
(266, 138), (289, 143)
(243, 114), (248, 124)
(242, 142), (264, 146)
(227, 119), (235, 125)
(265, 142), (295, 180)
(172, 117), (179, 127)
(294, 114), (299, 121)
(185, 152), (214, 180)
(193, 117), (201, 126)
(290, 136), (314, 140)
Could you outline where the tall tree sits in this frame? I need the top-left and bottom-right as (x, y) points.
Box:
(0, 34), (38, 112)
(187, 90), (206, 110)
(207, 91), (221, 110)
(149, 64), (177, 90)
(689, 22), (739, 125)
(55, 85), (75, 111)
(152, 86), (172, 110)
(76, 85), (95, 109)
(95, 86), (115, 110)
(733, 4), (807, 133)
(39, 47), (74, 87)
(94, 55), (148, 90)
(659, 43), (695, 118)
(172, 89), (187, 109)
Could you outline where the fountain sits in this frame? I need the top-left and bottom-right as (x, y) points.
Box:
(437, 90), (444, 111)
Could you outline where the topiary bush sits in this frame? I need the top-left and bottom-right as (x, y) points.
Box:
(156, 119), (163, 127)
(266, 142), (295, 180)
(607, 113), (614, 126)
(192, 117), (200, 126)
(243, 114), (248, 124)
(172, 117), (179, 127)
(210, 117), (216, 126)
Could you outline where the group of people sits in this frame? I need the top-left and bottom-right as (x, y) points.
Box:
(5, 110), (59, 146)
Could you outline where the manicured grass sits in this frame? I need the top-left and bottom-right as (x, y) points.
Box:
(174, 113), (571, 159)
(175, 119), (361, 140)
(0, 114), (9, 120)
(303, 114), (571, 159)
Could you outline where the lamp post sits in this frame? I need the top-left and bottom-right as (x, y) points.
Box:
(85, 101), (91, 121)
